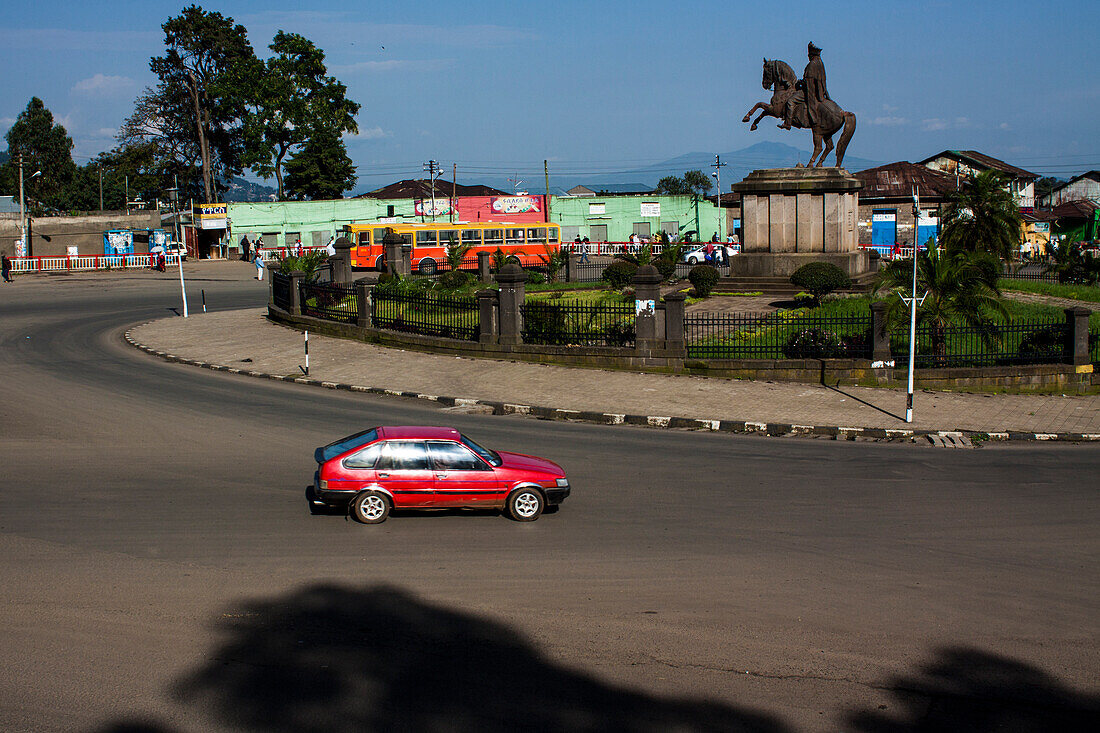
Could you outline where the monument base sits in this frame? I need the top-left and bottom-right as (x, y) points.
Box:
(732, 167), (872, 279)
(729, 250), (869, 278)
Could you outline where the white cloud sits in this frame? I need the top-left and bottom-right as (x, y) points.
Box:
(999, 122), (1010, 130)
(870, 116), (908, 126)
(882, 104), (899, 113)
(71, 74), (136, 96)
(921, 118), (948, 131)
(331, 58), (452, 75)
(954, 116), (970, 127)
(352, 126), (387, 139)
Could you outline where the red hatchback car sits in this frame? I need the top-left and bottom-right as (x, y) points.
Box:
(309, 426), (570, 523)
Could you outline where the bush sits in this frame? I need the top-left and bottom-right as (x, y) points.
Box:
(605, 320), (636, 347)
(688, 264), (720, 297)
(783, 327), (870, 359)
(1016, 327), (1066, 363)
(653, 253), (678, 281)
(602, 261), (638, 289)
(439, 270), (471, 290)
(524, 269), (546, 285)
(790, 262), (850, 302)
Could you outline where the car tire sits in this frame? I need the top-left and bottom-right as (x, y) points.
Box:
(351, 490), (391, 524)
(506, 488), (544, 522)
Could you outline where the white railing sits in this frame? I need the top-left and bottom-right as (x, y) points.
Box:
(10, 253), (182, 274)
(254, 246), (329, 263)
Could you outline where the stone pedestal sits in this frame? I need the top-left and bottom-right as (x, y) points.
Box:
(731, 168), (869, 278)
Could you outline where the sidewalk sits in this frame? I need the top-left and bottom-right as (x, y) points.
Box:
(127, 308), (1100, 441)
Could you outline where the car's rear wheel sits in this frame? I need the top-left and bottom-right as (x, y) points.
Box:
(351, 490), (391, 524)
(506, 488), (544, 522)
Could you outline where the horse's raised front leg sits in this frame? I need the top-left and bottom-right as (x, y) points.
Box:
(742, 103), (766, 124)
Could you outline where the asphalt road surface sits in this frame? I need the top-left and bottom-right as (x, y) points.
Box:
(1, 264), (1098, 732)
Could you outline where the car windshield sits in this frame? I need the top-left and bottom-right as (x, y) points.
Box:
(460, 433), (502, 467)
(316, 428), (378, 463)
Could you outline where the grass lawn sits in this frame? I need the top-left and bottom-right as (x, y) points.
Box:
(998, 279), (1100, 304)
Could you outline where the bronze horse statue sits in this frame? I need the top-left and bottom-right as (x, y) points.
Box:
(742, 58), (857, 168)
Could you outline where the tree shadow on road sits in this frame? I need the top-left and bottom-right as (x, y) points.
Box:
(164, 582), (788, 732)
(845, 645), (1100, 732)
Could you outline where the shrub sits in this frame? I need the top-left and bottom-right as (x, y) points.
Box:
(603, 261), (638, 289)
(439, 270), (471, 290)
(521, 303), (568, 344)
(605, 320), (636, 347)
(1016, 327), (1066, 363)
(653, 253), (677, 280)
(524, 269), (546, 285)
(688, 264), (720, 297)
(790, 262), (850, 302)
(783, 328), (870, 359)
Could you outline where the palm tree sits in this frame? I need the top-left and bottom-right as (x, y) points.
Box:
(1044, 237), (1100, 285)
(874, 245), (1007, 363)
(938, 170), (1023, 261)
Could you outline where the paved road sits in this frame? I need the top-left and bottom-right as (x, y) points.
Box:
(1, 265), (1098, 732)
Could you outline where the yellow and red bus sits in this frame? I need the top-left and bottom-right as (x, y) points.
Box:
(342, 221), (561, 274)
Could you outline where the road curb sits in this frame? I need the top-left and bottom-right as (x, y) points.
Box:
(123, 327), (1100, 445)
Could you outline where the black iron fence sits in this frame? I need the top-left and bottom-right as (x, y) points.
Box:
(686, 311), (872, 359)
(271, 271), (292, 311)
(300, 281), (358, 323)
(1001, 269), (1058, 283)
(371, 290), (481, 341)
(521, 300), (635, 347)
(1092, 325), (1100, 365)
(890, 318), (1068, 368)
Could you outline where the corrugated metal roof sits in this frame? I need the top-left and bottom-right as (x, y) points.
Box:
(1050, 199), (1099, 220)
(357, 179), (505, 199)
(1049, 170), (1100, 195)
(853, 161), (958, 200)
(918, 150), (1038, 180)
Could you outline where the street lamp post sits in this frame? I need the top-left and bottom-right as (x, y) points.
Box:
(18, 156), (42, 258)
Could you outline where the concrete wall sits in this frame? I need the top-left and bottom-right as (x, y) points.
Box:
(1, 210), (161, 257)
(857, 200), (946, 246)
(229, 194), (726, 249)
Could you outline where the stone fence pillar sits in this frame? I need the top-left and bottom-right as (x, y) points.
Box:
(566, 253), (579, 282)
(632, 264), (662, 356)
(662, 291), (687, 354)
(477, 251), (492, 282)
(870, 301), (892, 364)
(332, 237), (353, 283)
(383, 230), (411, 277)
(355, 278), (371, 328)
(476, 289), (499, 344)
(495, 263), (527, 345)
(287, 270), (305, 316)
(1065, 307), (1092, 367)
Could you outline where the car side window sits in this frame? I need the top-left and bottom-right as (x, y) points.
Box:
(343, 442), (382, 469)
(428, 442), (488, 471)
(376, 441), (430, 471)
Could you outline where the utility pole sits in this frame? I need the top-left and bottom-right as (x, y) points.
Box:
(125, 175), (130, 214)
(98, 164), (104, 212)
(452, 163), (457, 223)
(901, 186), (927, 423)
(712, 154), (727, 243)
(18, 154), (25, 256)
(422, 160), (440, 221)
(544, 160), (551, 224)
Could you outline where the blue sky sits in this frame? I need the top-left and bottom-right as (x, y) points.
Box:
(3, 0), (1099, 188)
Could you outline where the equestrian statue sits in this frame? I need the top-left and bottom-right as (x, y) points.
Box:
(741, 42), (857, 168)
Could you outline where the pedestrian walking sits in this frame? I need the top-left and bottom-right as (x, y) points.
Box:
(253, 249), (265, 280)
(240, 235), (250, 261)
(705, 240), (715, 265)
(2, 253), (12, 283)
(295, 237), (303, 257)
(325, 235), (336, 257)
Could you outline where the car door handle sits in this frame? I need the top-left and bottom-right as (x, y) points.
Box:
(378, 472), (389, 478)
(435, 473), (448, 479)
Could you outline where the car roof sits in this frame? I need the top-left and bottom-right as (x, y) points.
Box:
(377, 426), (462, 441)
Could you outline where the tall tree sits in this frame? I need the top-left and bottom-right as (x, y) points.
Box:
(141, 5), (256, 203)
(938, 170), (1023, 261)
(683, 169), (713, 196)
(654, 175), (690, 195)
(243, 31), (360, 200)
(282, 125), (357, 200)
(2, 97), (77, 210)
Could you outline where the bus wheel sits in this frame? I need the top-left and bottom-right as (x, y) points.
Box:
(375, 255), (384, 270)
(418, 258), (437, 275)
(505, 255), (521, 267)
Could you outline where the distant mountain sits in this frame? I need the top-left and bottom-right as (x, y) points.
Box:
(350, 142), (884, 198)
(224, 177), (278, 202)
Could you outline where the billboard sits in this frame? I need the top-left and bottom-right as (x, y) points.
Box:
(195, 203), (228, 230)
(491, 195), (541, 215)
(415, 198), (455, 216)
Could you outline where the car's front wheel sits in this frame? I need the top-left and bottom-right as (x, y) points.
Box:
(506, 488), (544, 522)
(351, 490), (391, 524)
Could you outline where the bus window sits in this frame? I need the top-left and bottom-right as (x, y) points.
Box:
(461, 229), (482, 246)
(484, 229), (503, 248)
(548, 227), (559, 244)
(416, 230), (437, 247)
(372, 228), (387, 245)
(527, 227), (548, 245)
(506, 228), (525, 246)
(439, 230), (459, 249)
(357, 231), (370, 246)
